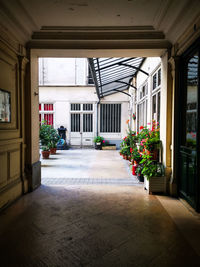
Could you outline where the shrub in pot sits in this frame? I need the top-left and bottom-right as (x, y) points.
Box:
(94, 136), (104, 150)
(41, 145), (50, 159)
(140, 154), (166, 194)
(39, 122), (52, 158)
(49, 128), (60, 154)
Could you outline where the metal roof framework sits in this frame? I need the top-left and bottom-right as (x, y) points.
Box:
(88, 57), (147, 99)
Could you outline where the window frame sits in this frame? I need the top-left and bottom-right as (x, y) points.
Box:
(99, 103), (122, 134)
(39, 103), (55, 127)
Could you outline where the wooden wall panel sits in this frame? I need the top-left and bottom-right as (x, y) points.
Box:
(9, 150), (20, 180)
(0, 152), (7, 188)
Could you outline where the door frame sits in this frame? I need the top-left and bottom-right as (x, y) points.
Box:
(69, 102), (95, 147)
(178, 37), (200, 212)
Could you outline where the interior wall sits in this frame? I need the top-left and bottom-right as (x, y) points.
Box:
(0, 40), (28, 210)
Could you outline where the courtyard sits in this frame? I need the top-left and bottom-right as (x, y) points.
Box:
(41, 149), (141, 186)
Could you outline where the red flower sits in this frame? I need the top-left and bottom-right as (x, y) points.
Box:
(140, 126), (144, 130)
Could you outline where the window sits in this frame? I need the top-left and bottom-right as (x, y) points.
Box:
(88, 66), (94, 84)
(83, 103), (93, 111)
(71, 103), (81, 111)
(140, 83), (148, 99)
(151, 68), (161, 123)
(153, 74), (157, 90)
(158, 69), (161, 86)
(71, 114), (80, 132)
(137, 100), (148, 131)
(83, 114), (93, 132)
(100, 104), (121, 133)
(152, 92), (161, 123)
(152, 68), (161, 90)
(137, 82), (148, 131)
(39, 103), (54, 126)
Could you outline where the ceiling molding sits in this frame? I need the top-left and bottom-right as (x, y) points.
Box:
(173, 14), (200, 56)
(26, 39), (171, 50)
(0, 1), (30, 39)
(166, 2), (200, 43)
(153, 0), (172, 29)
(16, 0), (38, 29)
(32, 31), (165, 40)
(40, 26), (155, 31)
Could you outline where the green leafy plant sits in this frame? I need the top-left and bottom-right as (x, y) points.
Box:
(41, 145), (50, 152)
(131, 147), (142, 163)
(140, 153), (164, 180)
(122, 145), (131, 156)
(39, 122), (52, 150)
(49, 128), (60, 148)
(93, 136), (104, 143)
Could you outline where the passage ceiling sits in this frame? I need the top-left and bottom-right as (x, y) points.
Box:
(88, 57), (146, 98)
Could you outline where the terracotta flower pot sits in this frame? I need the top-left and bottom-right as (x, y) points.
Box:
(42, 150), (50, 159)
(50, 147), (57, 154)
(132, 165), (137, 175)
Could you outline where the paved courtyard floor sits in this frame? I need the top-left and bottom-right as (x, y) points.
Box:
(1, 149), (200, 266)
(41, 149), (141, 186)
(0, 184), (200, 266)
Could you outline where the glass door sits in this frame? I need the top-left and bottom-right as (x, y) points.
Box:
(179, 51), (199, 210)
(70, 103), (94, 147)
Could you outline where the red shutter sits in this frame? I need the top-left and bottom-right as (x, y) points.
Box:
(44, 104), (53, 111)
(44, 114), (53, 126)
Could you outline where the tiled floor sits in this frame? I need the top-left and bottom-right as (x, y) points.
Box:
(0, 149), (200, 266)
(42, 177), (142, 186)
(0, 185), (200, 266)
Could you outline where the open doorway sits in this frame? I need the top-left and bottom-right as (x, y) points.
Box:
(37, 55), (163, 187)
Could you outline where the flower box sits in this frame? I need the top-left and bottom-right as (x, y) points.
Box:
(102, 144), (116, 150)
(144, 175), (166, 194)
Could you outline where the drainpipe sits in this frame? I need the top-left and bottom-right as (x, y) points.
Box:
(96, 100), (100, 136)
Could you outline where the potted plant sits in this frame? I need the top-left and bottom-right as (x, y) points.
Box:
(93, 136), (104, 150)
(39, 122), (52, 159)
(136, 164), (144, 182)
(49, 128), (60, 154)
(140, 154), (166, 194)
(41, 145), (51, 159)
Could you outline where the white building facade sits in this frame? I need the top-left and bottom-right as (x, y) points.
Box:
(39, 58), (129, 148)
(132, 57), (161, 132)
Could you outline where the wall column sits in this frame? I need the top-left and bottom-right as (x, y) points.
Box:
(168, 56), (180, 196)
(25, 51), (41, 191)
(18, 56), (29, 193)
(160, 52), (173, 192)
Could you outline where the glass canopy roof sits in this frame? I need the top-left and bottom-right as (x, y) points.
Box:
(88, 57), (146, 98)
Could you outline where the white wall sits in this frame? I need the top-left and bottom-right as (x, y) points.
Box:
(137, 57), (161, 88)
(39, 58), (88, 86)
(39, 86), (130, 144)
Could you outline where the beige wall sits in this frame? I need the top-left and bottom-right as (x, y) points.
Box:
(0, 40), (28, 210)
